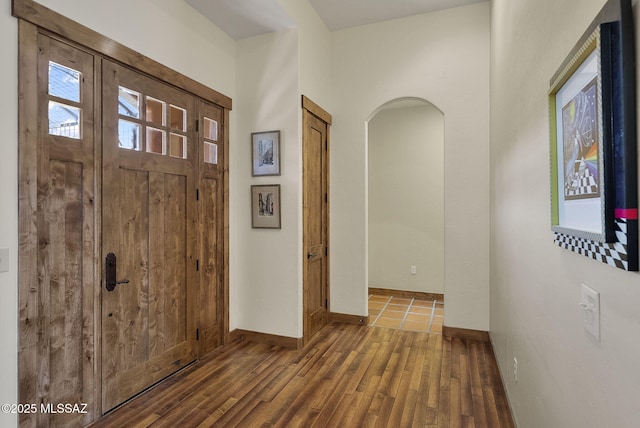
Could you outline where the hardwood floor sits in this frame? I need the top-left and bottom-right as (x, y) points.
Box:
(90, 323), (514, 427)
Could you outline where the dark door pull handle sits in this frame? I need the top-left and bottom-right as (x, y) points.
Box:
(307, 252), (319, 259)
(105, 252), (129, 291)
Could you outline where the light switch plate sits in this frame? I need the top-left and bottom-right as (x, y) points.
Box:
(0, 248), (8, 273)
(580, 283), (600, 341)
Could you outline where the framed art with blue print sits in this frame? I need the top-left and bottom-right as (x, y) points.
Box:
(549, 0), (638, 271)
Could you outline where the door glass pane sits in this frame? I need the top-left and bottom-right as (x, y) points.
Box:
(48, 101), (81, 139)
(118, 119), (141, 150)
(170, 133), (187, 159)
(147, 127), (166, 155)
(119, 87), (140, 118)
(48, 61), (80, 103)
(146, 97), (165, 126)
(204, 118), (218, 141)
(204, 142), (218, 164)
(170, 105), (186, 131)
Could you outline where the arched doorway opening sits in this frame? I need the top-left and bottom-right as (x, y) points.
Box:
(366, 97), (445, 332)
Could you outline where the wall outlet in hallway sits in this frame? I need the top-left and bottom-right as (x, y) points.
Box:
(410, 265), (417, 275)
(513, 357), (518, 384)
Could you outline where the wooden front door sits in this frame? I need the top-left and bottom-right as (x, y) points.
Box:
(302, 97), (331, 342)
(19, 17), (231, 426)
(101, 60), (198, 412)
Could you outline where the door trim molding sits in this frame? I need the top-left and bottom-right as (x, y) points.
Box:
(302, 95), (332, 125)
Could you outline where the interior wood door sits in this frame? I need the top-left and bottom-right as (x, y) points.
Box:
(101, 60), (198, 412)
(303, 100), (330, 342)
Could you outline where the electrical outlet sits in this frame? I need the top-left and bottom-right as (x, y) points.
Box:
(410, 265), (417, 275)
(580, 283), (600, 341)
(513, 357), (518, 383)
(0, 248), (8, 273)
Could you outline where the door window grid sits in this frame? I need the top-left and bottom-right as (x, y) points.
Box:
(117, 86), (188, 159)
(48, 61), (82, 139)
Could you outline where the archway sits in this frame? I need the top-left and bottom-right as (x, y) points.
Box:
(366, 97), (445, 331)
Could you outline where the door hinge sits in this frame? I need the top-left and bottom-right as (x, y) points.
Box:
(196, 328), (200, 341)
(325, 193), (328, 203)
(196, 119), (199, 133)
(196, 188), (200, 201)
(325, 247), (328, 257)
(196, 259), (200, 271)
(325, 298), (328, 308)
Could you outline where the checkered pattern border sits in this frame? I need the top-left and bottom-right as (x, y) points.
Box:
(554, 219), (629, 270)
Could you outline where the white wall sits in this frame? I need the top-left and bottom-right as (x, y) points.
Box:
(331, 3), (491, 328)
(368, 103), (444, 294)
(491, 0), (640, 426)
(234, 29), (301, 337)
(0, 1), (18, 426)
(280, 0), (332, 111)
(232, 0), (330, 337)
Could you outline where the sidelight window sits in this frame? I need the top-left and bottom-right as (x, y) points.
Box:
(203, 117), (218, 164)
(48, 61), (82, 139)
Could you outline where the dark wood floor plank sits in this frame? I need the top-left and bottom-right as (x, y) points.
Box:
(258, 375), (307, 425)
(461, 349), (474, 417)
(365, 328), (402, 394)
(347, 372), (381, 427)
(320, 389), (357, 427)
(484, 341), (515, 428)
(373, 396), (395, 427)
(469, 341), (489, 428)
(437, 337), (452, 428)
(450, 377), (463, 428)
(88, 323), (514, 428)
(309, 359), (364, 425)
(426, 334), (443, 412)
(391, 372), (415, 428)
(387, 336), (413, 398)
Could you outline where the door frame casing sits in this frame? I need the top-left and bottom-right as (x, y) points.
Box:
(15, 1), (231, 425)
(302, 95), (332, 345)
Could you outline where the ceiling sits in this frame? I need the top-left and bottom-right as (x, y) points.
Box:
(185, 0), (487, 40)
(308, 0), (486, 31)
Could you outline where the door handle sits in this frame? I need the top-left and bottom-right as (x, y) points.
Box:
(307, 252), (319, 259)
(105, 252), (130, 292)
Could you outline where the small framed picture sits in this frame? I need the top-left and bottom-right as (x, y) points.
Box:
(252, 130), (280, 176)
(251, 184), (281, 229)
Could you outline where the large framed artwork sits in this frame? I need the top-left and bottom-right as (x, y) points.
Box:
(549, 0), (637, 271)
(252, 130), (281, 176)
